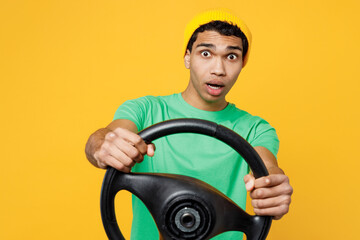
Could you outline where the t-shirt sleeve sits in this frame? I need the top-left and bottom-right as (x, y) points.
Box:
(113, 97), (149, 131)
(249, 118), (280, 159)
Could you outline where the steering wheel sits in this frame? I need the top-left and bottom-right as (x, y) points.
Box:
(100, 118), (272, 240)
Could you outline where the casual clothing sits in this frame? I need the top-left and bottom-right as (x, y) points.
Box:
(113, 93), (279, 240)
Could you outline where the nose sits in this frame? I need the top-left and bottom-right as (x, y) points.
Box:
(210, 57), (226, 76)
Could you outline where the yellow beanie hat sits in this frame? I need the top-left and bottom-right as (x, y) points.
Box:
(183, 9), (252, 67)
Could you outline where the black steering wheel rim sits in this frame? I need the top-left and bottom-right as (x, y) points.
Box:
(100, 118), (272, 240)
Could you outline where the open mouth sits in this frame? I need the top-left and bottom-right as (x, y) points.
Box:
(206, 83), (223, 89)
(205, 82), (225, 96)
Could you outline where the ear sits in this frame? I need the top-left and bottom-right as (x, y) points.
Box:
(184, 50), (191, 69)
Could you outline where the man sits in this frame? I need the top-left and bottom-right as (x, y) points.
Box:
(86, 9), (293, 239)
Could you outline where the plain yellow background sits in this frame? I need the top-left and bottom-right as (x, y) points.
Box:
(1, 0), (359, 239)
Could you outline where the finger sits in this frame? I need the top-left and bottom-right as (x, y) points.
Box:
(105, 131), (117, 141)
(111, 150), (136, 168)
(244, 174), (255, 191)
(104, 155), (132, 173)
(113, 128), (148, 155)
(250, 182), (293, 199)
(253, 204), (290, 219)
(104, 131), (144, 163)
(254, 174), (289, 189)
(94, 146), (113, 169)
(96, 139), (136, 169)
(147, 143), (156, 157)
(252, 195), (291, 209)
(113, 138), (144, 163)
(99, 139), (135, 167)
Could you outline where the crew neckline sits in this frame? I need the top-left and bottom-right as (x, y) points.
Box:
(176, 93), (234, 118)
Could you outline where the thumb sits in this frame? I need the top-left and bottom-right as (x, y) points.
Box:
(147, 143), (156, 157)
(244, 174), (255, 191)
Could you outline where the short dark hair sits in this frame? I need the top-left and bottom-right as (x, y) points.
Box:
(186, 20), (248, 60)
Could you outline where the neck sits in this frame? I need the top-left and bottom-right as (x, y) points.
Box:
(181, 86), (228, 112)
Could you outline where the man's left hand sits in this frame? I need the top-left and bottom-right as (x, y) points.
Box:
(244, 173), (293, 220)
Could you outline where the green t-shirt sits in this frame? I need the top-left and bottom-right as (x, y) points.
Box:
(113, 93), (279, 240)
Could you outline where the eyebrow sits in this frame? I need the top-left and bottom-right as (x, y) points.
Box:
(195, 43), (243, 52)
(227, 46), (243, 52)
(195, 43), (215, 49)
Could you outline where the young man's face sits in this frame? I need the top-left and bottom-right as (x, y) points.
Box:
(184, 30), (243, 110)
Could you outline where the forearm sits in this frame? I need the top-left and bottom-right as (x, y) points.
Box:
(248, 146), (292, 220)
(267, 166), (285, 175)
(254, 146), (284, 175)
(85, 127), (111, 168)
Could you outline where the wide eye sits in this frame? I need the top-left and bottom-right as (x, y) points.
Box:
(227, 54), (237, 60)
(201, 51), (211, 57)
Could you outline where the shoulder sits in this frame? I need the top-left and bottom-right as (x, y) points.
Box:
(225, 104), (277, 141)
(227, 104), (267, 126)
(126, 94), (175, 104)
(116, 94), (178, 115)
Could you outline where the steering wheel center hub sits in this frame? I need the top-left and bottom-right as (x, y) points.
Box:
(175, 207), (200, 232)
(164, 196), (213, 239)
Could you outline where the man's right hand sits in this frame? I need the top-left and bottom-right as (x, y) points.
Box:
(85, 119), (155, 173)
(94, 128), (155, 172)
